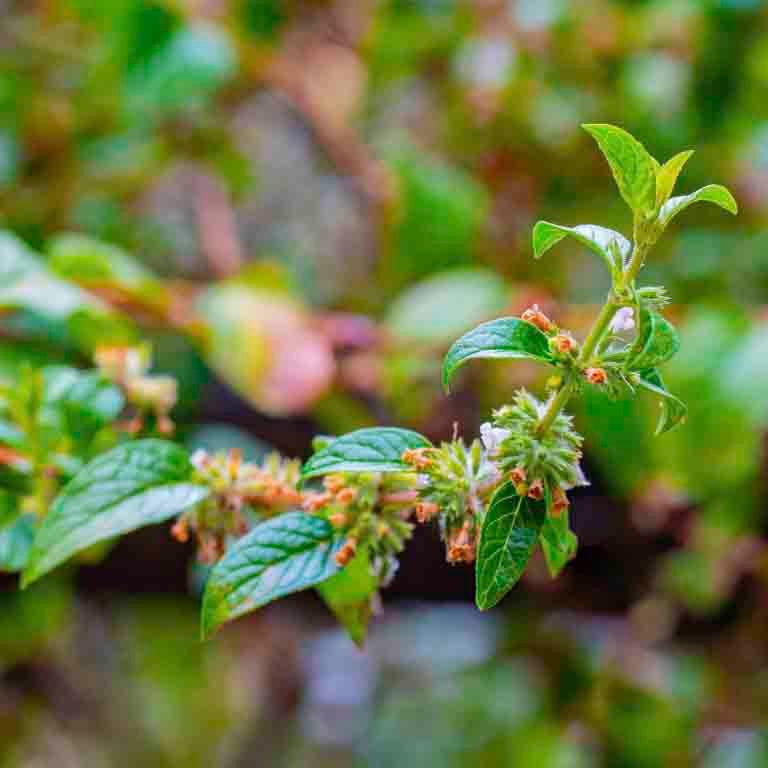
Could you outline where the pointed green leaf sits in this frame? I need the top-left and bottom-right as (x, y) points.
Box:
(625, 308), (680, 371)
(532, 222), (631, 274)
(0, 231), (41, 286)
(22, 440), (208, 587)
(540, 514), (577, 579)
(655, 150), (694, 209)
(637, 368), (687, 435)
(658, 184), (737, 228)
(0, 514), (35, 573)
(301, 427), (431, 481)
(202, 512), (342, 638)
(442, 317), (553, 392)
(475, 481), (545, 610)
(582, 124), (657, 214)
(317, 549), (378, 647)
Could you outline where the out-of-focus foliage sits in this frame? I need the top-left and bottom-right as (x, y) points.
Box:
(2, 0), (768, 764)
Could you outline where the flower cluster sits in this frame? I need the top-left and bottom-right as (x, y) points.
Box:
(172, 448), (302, 563)
(403, 439), (500, 564)
(94, 344), (178, 435)
(482, 389), (587, 517)
(303, 471), (417, 584)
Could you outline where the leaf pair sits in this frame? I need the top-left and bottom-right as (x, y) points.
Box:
(582, 124), (737, 222)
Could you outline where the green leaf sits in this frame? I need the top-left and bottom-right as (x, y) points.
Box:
(41, 366), (125, 443)
(532, 222), (631, 274)
(582, 124), (657, 215)
(22, 439), (208, 587)
(0, 231), (41, 286)
(317, 549), (378, 647)
(540, 513), (577, 579)
(637, 369), (688, 435)
(625, 308), (681, 371)
(385, 268), (509, 344)
(301, 427), (431, 481)
(47, 233), (161, 297)
(0, 514), (35, 573)
(655, 150), (694, 209)
(475, 481), (545, 610)
(202, 512), (342, 638)
(658, 184), (738, 228)
(442, 317), (553, 392)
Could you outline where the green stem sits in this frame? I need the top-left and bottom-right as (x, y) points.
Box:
(536, 379), (575, 435)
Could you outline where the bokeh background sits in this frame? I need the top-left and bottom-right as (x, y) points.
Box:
(2, 0), (768, 765)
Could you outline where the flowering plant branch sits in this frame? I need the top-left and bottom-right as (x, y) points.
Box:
(10, 125), (737, 645)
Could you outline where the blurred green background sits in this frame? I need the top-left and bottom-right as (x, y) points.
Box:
(2, 0), (768, 765)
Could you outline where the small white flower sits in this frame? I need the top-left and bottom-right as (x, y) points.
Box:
(190, 449), (209, 471)
(610, 307), (635, 333)
(480, 422), (511, 455)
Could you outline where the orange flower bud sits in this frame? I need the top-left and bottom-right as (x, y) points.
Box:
(551, 487), (569, 517)
(527, 479), (545, 501)
(415, 501), (439, 523)
(510, 466), (527, 485)
(585, 367), (608, 385)
(447, 521), (476, 564)
(521, 304), (555, 333)
(302, 491), (333, 513)
(171, 517), (189, 543)
(402, 448), (433, 470)
(328, 511), (349, 528)
(336, 487), (358, 505)
(551, 334), (576, 355)
(335, 537), (358, 566)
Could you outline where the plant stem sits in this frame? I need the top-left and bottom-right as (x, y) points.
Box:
(536, 379), (575, 435)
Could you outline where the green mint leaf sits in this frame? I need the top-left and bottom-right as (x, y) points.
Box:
(540, 514), (577, 579)
(0, 231), (41, 286)
(0, 514), (35, 573)
(42, 366), (125, 443)
(202, 512), (342, 638)
(532, 221), (631, 275)
(582, 124), (657, 215)
(625, 308), (681, 371)
(654, 150), (694, 209)
(301, 427), (431, 481)
(637, 368), (688, 435)
(442, 318), (553, 392)
(658, 184), (738, 229)
(22, 439), (208, 587)
(317, 549), (378, 647)
(475, 481), (545, 610)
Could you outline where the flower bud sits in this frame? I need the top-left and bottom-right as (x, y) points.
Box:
(527, 479), (544, 501)
(447, 521), (476, 564)
(335, 537), (358, 566)
(415, 501), (439, 523)
(521, 304), (555, 334)
(335, 487), (358, 505)
(550, 333), (577, 356)
(171, 517), (189, 543)
(402, 448), (433, 470)
(328, 511), (349, 528)
(551, 487), (569, 517)
(585, 367), (607, 385)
